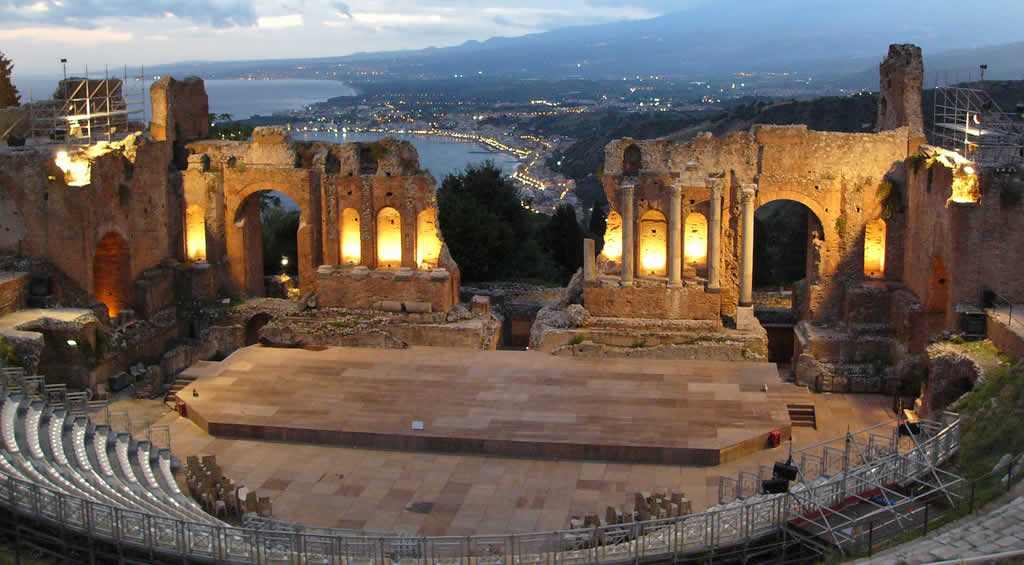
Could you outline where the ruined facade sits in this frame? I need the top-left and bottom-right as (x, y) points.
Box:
(183, 130), (459, 313)
(590, 44), (1024, 386)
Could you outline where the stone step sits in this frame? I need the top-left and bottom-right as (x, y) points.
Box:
(787, 404), (817, 429)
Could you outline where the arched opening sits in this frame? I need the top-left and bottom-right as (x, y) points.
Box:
(925, 257), (950, 314)
(232, 190), (300, 297)
(638, 209), (667, 277)
(864, 218), (886, 278)
(622, 145), (641, 176)
(416, 208), (443, 269)
(185, 204), (207, 261)
(601, 211), (623, 263)
(754, 200), (823, 289)
(377, 207), (402, 269)
(683, 212), (708, 277)
(93, 232), (133, 318)
(245, 313), (272, 346)
(341, 207), (361, 265)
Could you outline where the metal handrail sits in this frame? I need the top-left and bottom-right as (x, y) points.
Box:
(0, 412), (961, 564)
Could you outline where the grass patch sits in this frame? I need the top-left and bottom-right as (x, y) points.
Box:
(630, 341), (646, 348)
(569, 335), (584, 346)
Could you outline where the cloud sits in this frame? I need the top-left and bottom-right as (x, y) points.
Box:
(332, 1), (352, 18)
(257, 13), (304, 28)
(0, 26), (134, 45)
(0, 0), (259, 29)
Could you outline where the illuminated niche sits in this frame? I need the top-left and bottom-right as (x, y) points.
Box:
(341, 208), (361, 265)
(638, 209), (667, 276)
(376, 207), (402, 268)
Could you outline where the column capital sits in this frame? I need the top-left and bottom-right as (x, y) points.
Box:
(621, 181), (636, 193)
(669, 183), (683, 197)
(740, 183), (758, 203)
(705, 176), (726, 194)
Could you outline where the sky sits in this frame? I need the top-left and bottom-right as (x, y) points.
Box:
(0, 0), (679, 78)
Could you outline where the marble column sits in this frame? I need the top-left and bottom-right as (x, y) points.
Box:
(583, 238), (596, 282)
(621, 182), (635, 286)
(706, 177), (724, 292)
(739, 184), (757, 306)
(668, 184), (682, 287)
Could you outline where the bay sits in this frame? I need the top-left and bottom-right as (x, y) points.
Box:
(298, 131), (522, 180)
(204, 79), (356, 120)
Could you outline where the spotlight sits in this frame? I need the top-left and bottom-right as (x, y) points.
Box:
(66, 339), (77, 347)
(762, 478), (789, 494)
(773, 461), (799, 481)
(281, 256), (289, 267)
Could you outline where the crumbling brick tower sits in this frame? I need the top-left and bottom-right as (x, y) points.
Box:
(878, 44), (926, 149)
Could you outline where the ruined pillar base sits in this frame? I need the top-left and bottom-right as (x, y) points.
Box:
(736, 306), (757, 331)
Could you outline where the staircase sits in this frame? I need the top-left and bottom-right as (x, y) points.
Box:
(788, 404), (817, 429)
(164, 375), (199, 405)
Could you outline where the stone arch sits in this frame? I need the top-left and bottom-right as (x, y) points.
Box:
(683, 212), (708, 275)
(622, 144), (642, 176)
(864, 218), (886, 278)
(228, 189), (304, 297)
(416, 208), (442, 269)
(341, 207), (361, 265)
(756, 191), (831, 241)
(638, 209), (667, 277)
(0, 183), (28, 254)
(602, 211), (623, 263)
(753, 199), (826, 288)
(93, 231), (133, 318)
(245, 313), (272, 346)
(925, 256), (950, 314)
(376, 207), (402, 269)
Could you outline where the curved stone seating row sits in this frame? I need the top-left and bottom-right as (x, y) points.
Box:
(0, 386), (964, 565)
(0, 393), (220, 527)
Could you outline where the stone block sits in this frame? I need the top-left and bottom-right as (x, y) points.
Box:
(736, 306), (756, 330)
(471, 295), (491, 316)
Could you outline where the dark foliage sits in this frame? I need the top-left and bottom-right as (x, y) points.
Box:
(542, 204), (585, 282)
(261, 205), (300, 277)
(0, 51), (20, 108)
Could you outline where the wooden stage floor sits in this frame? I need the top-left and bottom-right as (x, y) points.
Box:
(180, 346), (813, 466)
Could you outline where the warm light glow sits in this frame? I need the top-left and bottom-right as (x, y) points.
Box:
(185, 204), (207, 261)
(281, 256), (289, 267)
(55, 150), (91, 186)
(341, 207), (361, 265)
(66, 340), (77, 347)
(416, 208), (443, 269)
(683, 212), (708, 268)
(864, 218), (886, 278)
(638, 210), (667, 276)
(376, 207), (402, 268)
(949, 167), (981, 204)
(602, 211), (622, 261)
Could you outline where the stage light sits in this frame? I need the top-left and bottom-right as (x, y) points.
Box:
(773, 461), (799, 482)
(762, 478), (789, 494)
(66, 339), (77, 347)
(281, 256), (289, 267)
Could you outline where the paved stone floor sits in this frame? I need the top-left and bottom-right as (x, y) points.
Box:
(111, 348), (894, 537)
(179, 345), (809, 465)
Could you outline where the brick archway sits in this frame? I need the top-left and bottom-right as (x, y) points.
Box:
(94, 231), (133, 318)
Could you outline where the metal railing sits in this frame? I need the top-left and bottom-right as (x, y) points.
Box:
(0, 410), (961, 564)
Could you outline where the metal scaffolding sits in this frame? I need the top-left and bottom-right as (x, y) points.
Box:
(26, 65), (146, 146)
(932, 85), (1024, 166)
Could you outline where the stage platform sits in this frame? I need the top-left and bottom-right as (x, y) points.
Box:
(180, 345), (813, 466)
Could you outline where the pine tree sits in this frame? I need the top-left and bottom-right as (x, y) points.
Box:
(0, 51), (21, 108)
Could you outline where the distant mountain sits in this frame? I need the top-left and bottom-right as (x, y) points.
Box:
(150, 1), (1024, 84)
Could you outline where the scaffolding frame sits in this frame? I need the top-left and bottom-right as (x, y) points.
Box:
(27, 65), (146, 146)
(783, 413), (965, 555)
(932, 84), (1024, 166)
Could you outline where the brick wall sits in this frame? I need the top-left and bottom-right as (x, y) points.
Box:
(0, 273), (28, 316)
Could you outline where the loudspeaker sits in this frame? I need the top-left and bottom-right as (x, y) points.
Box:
(773, 461), (799, 481)
(762, 478), (789, 494)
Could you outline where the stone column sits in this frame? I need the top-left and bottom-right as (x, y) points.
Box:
(739, 184), (757, 307)
(706, 177), (724, 292)
(668, 184), (682, 287)
(583, 238), (596, 282)
(621, 182), (635, 286)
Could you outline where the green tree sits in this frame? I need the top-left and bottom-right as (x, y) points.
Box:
(0, 51), (20, 108)
(437, 162), (531, 282)
(543, 204), (584, 282)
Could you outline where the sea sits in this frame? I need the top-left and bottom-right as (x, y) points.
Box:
(12, 75), (520, 181)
